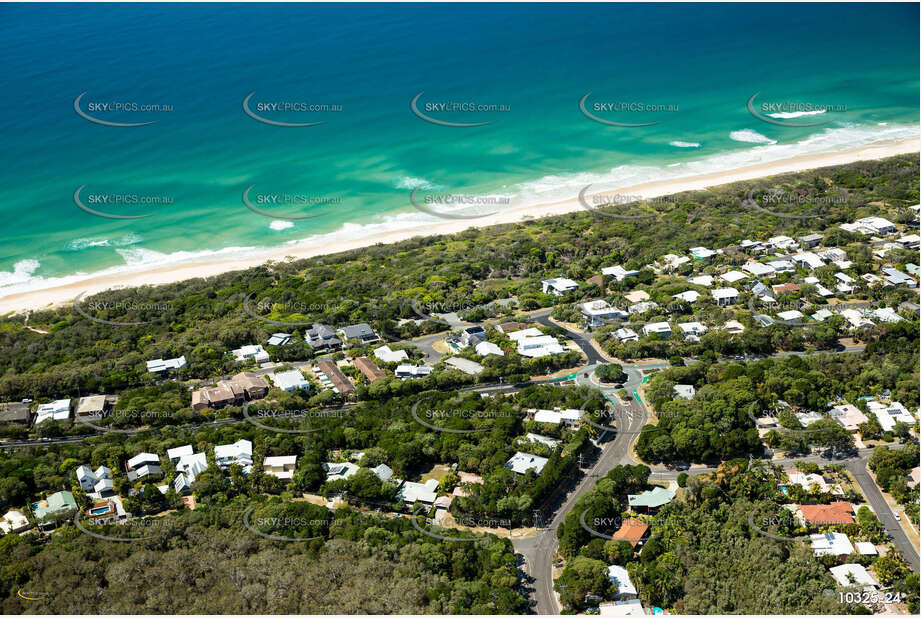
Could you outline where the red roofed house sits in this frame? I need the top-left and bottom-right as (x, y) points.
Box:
(799, 501), (854, 526)
(612, 518), (650, 548)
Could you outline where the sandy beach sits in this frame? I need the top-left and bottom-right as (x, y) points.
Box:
(2, 137), (918, 316)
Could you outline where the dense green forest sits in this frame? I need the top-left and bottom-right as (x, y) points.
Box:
(553, 463), (919, 614)
(1, 155), (917, 402)
(0, 499), (525, 614)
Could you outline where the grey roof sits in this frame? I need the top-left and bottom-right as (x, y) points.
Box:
(338, 323), (377, 340)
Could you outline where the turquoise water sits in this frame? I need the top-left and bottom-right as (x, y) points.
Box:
(0, 3), (918, 297)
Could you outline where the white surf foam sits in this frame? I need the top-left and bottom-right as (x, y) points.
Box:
(670, 141), (701, 148)
(730, 129), (777, 144)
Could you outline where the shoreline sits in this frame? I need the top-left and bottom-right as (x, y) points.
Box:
(2, 136), (918, 316)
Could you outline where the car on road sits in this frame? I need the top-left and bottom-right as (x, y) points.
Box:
(895, 513), (901, 521)
(676, 463), (690, 471)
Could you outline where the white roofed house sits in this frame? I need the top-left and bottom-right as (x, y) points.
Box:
(797, 233), (823, 249)
(776, 310), (805, 322)
(445, 357), (484, 376)
(601, 265), (640, 281)
(396, 479), (439, 505)
(146, 355), (187, 374)
(323, 462), (359, 482)
(767, 259), (795, 273)
(628, 301), (658, 315)
(232, 344), (270, 364)
(855, 216), (897, 235)
(394, 364), (434, 378)
(76, 465), (98, 492)
(871, 307), (904, 323)
(607, 564), (638, 600)
(722, 320), (745, 334)
(374, 345), (409, 364)
(742, 261), (776, 278)
(126, 452), (162, 482)
(720, 270), (749, 284)
(167, 444), (194, 462)
(505, 452), (549, 475)
(839, 309), (874, 330)
(867, 400), (915, 433)
(689, 246), (716, 261)
(881, 266), (918, 287)
(711, 287), (739, 307)
(642, 322), (671, 338)
(792, 252), (825, 271)
(678, 321), (707, 341)
(272, 369), (310, 391)
(657, 254), (690, 272)
(768, 235), (798, 251)
(174, 451), (208, 491)
(810, 532), (855, 557)
(263, 455), (297, 481)
(541, 277), (579, 296)
(673, 384), (696, 400)
(214, 439), (253, 474)
(266, 332), (291, 346)
(529, 408), (582, 428)
(474, 341), (504, 357)
(34, 399), (71, 425)
(672, 290), (701, 304)
(688, 274), (714, 287)
(613, 327), (639, 343)
(509, 329), (565, 358)
(581, 300), (628, 328)
(834, 272), (856, 294)
(828, 564), (878, 591)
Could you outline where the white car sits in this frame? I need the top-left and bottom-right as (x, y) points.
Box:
(894, 513), (901, 521)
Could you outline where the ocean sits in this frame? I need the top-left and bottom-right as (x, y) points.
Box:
(0, 2), (918, 298)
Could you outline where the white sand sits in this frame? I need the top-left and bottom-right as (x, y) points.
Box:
(2, 137), (917, 316)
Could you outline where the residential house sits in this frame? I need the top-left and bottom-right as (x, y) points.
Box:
(323, 462), (359, 482)
(459, 325), (487, 347)
(767, 259), (795, 273)
(607, 565), (637, 600)
(474, 341), (504, 357)
(126, 452), (162, 481)
(0, 509), (29, 534)
(797, 233), (823, 249)
(720, 270), (749, 284)
(829, 404), (869, 432)
(34, 399), (71, 425)
(866, 400), (914, 432)
(689, 246), (717, 261)
(711, 287), (739, 306)
(396, 479), (439, 505)
(599, 600), (645, 616)
(167, 445), (194, 463)
(792, 252), (825, 271)
(272, 369), (310, 391)
(266, 333), (291, 346)
(337, 323), (380, 344)
(677, 321), (707, 341)
(828, 564), (878, 590)
(75, 395), (109, 421)
(723, 320), (745, 334)
(842, 216), (896, 235)
(214, 439), (253, 474)
(772, 282), (800, 296)
(602, 265), (639, 281)
(231, 344), (269, 364)
(529, 408), (582, 428)
(505, 452), (549, 475)
(613, 327), (639, 343)
(191, 380), (243, 412)
(445, 357), (484, 376)
(611, 519), (649, 548)
(354, 357), (387, 382)
(798, 502), (854, 526)
(742, 261), (776, 278)
(316, 359), (354, 394)
(672, 290), (701, 304)
(811, 532), (855, 557)
(881, 266), (917, 287)
(541, 278), (579, 296)
(688, 274), (714, 287)
(394, 364), (434, 379)
(372, 464), (394, 482)
(628, 301), (658, 315)
(374, 345), (409, 363)
(31, 491), (77, 528)
(581, 300), (628, 328)
(0, 402), (31, 425)
(871, 307), (904, 323)
(768, 235), (798, 251)
(508, 329), (565, 357)
(839, 309), (874, 330)
(263, 455), (297, 480)
(146, 355), (187, 374)
(641, 322), (671, 338)
(673, 384), (696, 400)
(777, 310), (805, 322)
(628, 487), (675, 512)
(305, 323), (342, 351)
(523, 433), (561, 449)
